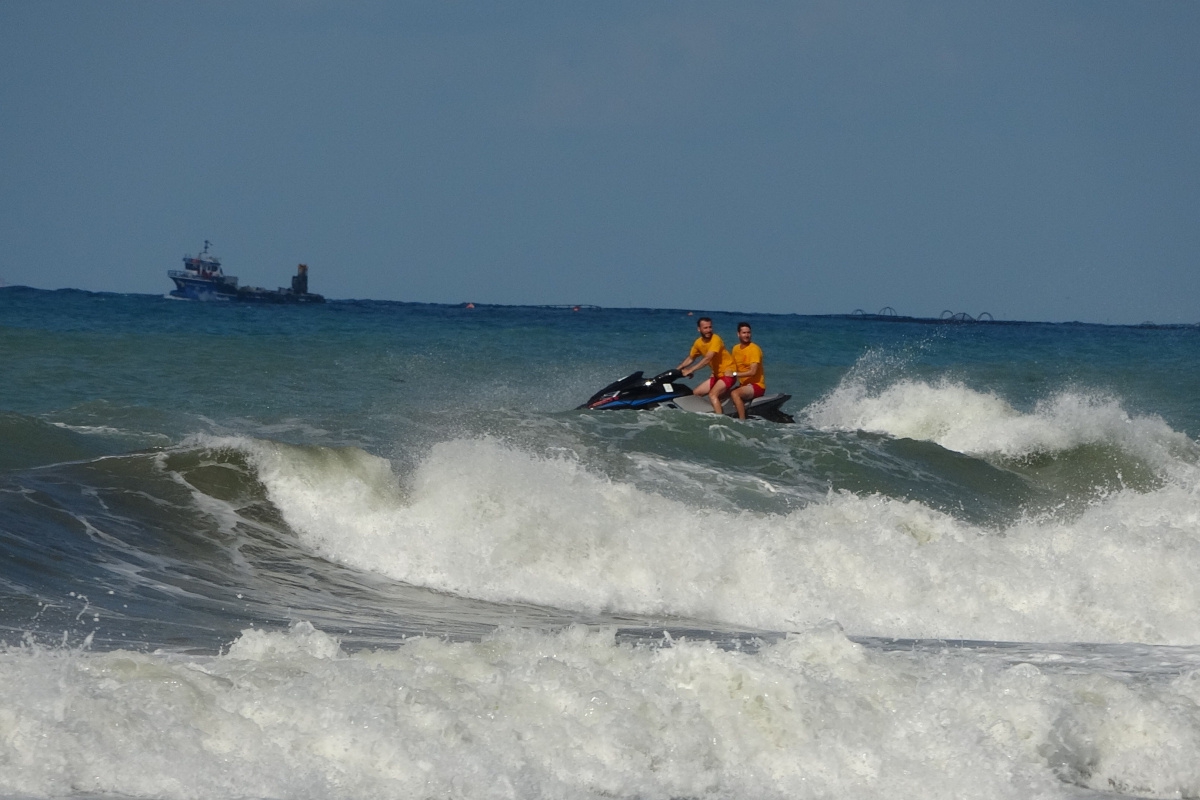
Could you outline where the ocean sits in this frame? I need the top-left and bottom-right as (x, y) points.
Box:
(2, 286), (1200, 800)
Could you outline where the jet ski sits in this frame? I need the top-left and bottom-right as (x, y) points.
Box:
(579, 369), (794, 423)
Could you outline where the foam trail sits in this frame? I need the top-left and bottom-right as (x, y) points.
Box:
(5, 622), (1200, 799)
(227, 435), (1200, 645)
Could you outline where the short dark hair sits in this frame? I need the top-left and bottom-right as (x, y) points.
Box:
(697, 316), (713, 326)
(737, 321), (751, 332)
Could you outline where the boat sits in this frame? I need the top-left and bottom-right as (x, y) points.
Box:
(579, 368), (794, 423)
(168, 241), (325, 303)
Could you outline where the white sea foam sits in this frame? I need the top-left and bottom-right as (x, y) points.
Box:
(804, 375), (1198, 468)
(49, 422), (127, 436)
(2, 622), (1199, 800)
(213, 434), (1200, 645)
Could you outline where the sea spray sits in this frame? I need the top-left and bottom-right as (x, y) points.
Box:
(806, 376), (1198, 467)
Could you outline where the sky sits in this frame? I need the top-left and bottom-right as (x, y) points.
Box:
(2, 1), (1197, 324)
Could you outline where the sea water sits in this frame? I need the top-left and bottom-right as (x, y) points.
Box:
(2, 286), (1200, 800)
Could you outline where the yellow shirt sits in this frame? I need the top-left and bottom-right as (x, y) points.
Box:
(732, 341), (765, 390)
(690, 334), (735, 377)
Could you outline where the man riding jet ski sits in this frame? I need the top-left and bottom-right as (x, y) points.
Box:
(578, 369), (794, 423)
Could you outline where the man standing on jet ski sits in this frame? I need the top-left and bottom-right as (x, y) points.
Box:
(729, 321), (766, 421)
(677, 316), (737, 415)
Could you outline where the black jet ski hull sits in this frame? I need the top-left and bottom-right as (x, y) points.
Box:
(579, 369), (794, 423)
(578, 370), (693, 411)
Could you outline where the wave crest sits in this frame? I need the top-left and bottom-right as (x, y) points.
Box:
(217, 435), (1200, 645)
(805, 376), (1197, 471)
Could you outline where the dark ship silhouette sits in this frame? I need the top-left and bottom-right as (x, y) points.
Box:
(168, 241), (324, 303)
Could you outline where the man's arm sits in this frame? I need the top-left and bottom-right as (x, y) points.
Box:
(736, 359), (761, 382)
(680, 350), (715, 377)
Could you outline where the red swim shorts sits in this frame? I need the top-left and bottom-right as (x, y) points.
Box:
(714, 375), (736, 390)
(741, 383), (765, 398)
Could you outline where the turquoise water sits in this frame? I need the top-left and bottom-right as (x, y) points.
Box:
(3, 286), (1200, 799)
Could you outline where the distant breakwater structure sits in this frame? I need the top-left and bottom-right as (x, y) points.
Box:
(846, 307), (997, 324)
(837, 307), (1198, 330)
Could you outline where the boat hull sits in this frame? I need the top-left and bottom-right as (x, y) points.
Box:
(169, 274), (324, 304)
(169, 275), (237, 301)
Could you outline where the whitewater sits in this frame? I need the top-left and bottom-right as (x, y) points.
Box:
(2, 287), (1200, 799)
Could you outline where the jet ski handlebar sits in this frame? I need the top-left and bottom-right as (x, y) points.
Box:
(648, 368), (684, 384)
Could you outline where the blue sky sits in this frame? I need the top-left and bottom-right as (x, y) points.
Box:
(2, 1), (1197, 323)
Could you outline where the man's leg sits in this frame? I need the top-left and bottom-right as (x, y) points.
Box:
(731, 384), (754, 420)
(709, 378), (730, 414)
